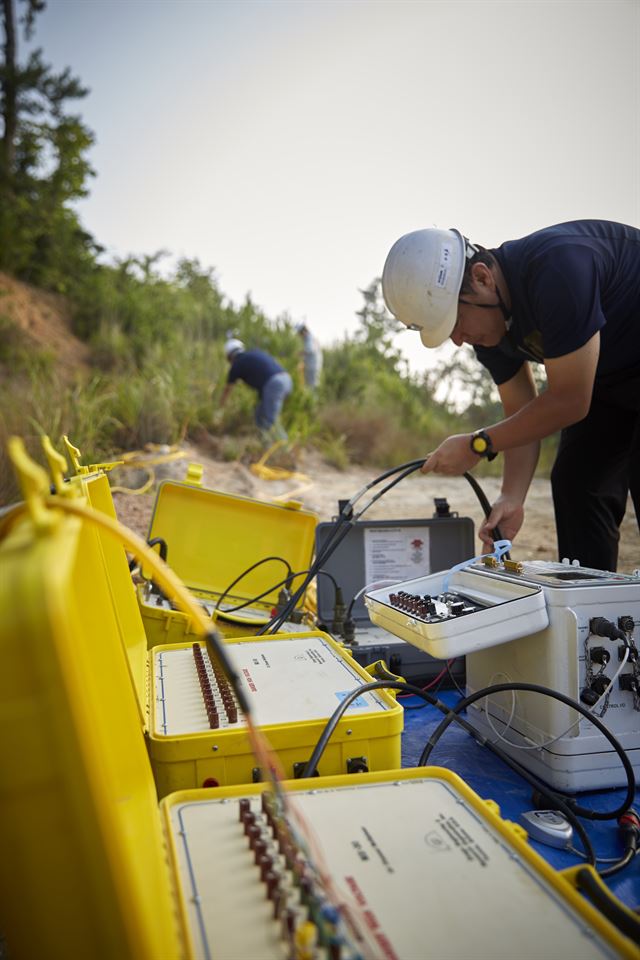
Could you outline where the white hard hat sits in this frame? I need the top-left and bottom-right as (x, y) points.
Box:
(382, 227), (467, 348)
(224, 338), (245, 358)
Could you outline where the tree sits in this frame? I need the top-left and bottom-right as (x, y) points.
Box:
(0, 0), (97, 288)
(355, 278), (403, 361)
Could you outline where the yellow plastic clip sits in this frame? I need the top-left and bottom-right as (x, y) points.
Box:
(184, 462), (204, 486)
(41, 436), (73, 496)
(7, 437), (59, 533)
(63, 435), (87, 474)
(365, 659), (406, 686)
(63, 435), (124, 475)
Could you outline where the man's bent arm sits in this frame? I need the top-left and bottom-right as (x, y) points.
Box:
(498, 364), (540, 505)
(422, 334), (600, 479)
(487, 333), (599, 451)
(219, 382), (233, 408)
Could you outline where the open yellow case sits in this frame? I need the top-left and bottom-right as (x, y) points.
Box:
(140, 476), (319, 642)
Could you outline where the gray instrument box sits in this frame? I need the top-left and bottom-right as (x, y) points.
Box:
(315, 508), (475, 685)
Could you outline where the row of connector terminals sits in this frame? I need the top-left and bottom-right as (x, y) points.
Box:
(238, 793), (359, 959)
(388, 590), (480, 621)
(192, 643), (239, 726)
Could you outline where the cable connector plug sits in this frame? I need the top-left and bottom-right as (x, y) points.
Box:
(618, 810), (640, 854)
(342, 618), (356, 643)
(332, 586), (346, 636)
(590, 617), (627, 643)
(531, 788), (580, 815)
(275, 586), (292, 616)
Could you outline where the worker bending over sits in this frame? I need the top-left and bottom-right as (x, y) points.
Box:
(382, 220), (640, 572)
(220, 339), (293, 442)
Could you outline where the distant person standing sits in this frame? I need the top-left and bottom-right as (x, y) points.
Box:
(295, 322), (323, 391)
(219, 339), (292, 441)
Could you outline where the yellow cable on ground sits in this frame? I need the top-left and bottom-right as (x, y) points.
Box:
(250, 440), (314, 501)
(110, 468), (155, 496)
(109, 444), (187, 496)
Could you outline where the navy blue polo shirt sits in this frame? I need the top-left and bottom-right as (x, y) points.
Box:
(227, 349), (284, 392)
(473, 220), (640, 385)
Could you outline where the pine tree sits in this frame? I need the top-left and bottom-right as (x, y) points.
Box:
(0, 0), (97, 288)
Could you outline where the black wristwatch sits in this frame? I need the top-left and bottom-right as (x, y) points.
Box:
(470, 429), (498, 461)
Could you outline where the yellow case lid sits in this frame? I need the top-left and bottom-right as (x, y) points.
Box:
(0, 509), (182, 959)
(148, 480), (318, 605)
(68, 470), (148, 720)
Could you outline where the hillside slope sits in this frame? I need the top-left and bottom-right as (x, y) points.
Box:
(0, 272), (90, 375)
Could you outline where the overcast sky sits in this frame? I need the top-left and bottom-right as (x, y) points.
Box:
(32, 0), (640, 373)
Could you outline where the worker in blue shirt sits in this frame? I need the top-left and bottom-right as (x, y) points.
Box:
(381, 220), (640, 572)
(219, 339), (293, 441)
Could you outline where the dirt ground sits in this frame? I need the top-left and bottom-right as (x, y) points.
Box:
(112, 442), (640, 574)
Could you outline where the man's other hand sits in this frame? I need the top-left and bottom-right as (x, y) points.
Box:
(478, 494), (525, 551)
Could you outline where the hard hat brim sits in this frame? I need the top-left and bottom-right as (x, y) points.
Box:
(418, 301), (458, 348)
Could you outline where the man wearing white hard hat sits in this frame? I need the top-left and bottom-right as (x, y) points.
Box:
(220, 339), (293, 441)
(382, 220), (640, 572)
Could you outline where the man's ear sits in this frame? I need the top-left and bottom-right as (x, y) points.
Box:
(470, 261), (494, 290)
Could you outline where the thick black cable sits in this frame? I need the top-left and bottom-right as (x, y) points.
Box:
(216, 571), (299, 614)
(261, 458), (511, 633)
(350, 459), (427, 503)
(301, 680), (469, 776)
(301, 680), (597, 865)
(575, 868), (640, 943)
(344, 461), (430, 619)
(461, 470), (508, 552)
(258, 515), (354, 634)
(316, 568), (339, 590)
(262, 461), (429, 634)
(213, 555), (292, 617)
(468, 733), (597, 865)
(352, 461), (426, 520)
(219, 567), (338, 616)
(598, 846), (638, 880)
(420, 682), (635, 821)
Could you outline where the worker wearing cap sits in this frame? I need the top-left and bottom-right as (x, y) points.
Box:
(295, 322), (323, 392)
(219, 339), (293, 441)
(382, 220), (640, 572)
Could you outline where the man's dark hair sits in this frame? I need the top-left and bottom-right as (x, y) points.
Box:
(460, 245), (497, 294)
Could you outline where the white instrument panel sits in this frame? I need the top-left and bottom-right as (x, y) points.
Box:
(365, 566), (548, 658)
(166, 776), (621, 960)
(152, 635), (391, 737)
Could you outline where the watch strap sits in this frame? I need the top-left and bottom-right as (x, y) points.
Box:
(470, 430), (498, 461)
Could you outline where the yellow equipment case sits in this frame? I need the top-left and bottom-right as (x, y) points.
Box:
(11, 444), (402, 798)
(148, 629), (402, 797)
(0, 444), (637, 960)
(138, 477), (319, 643)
